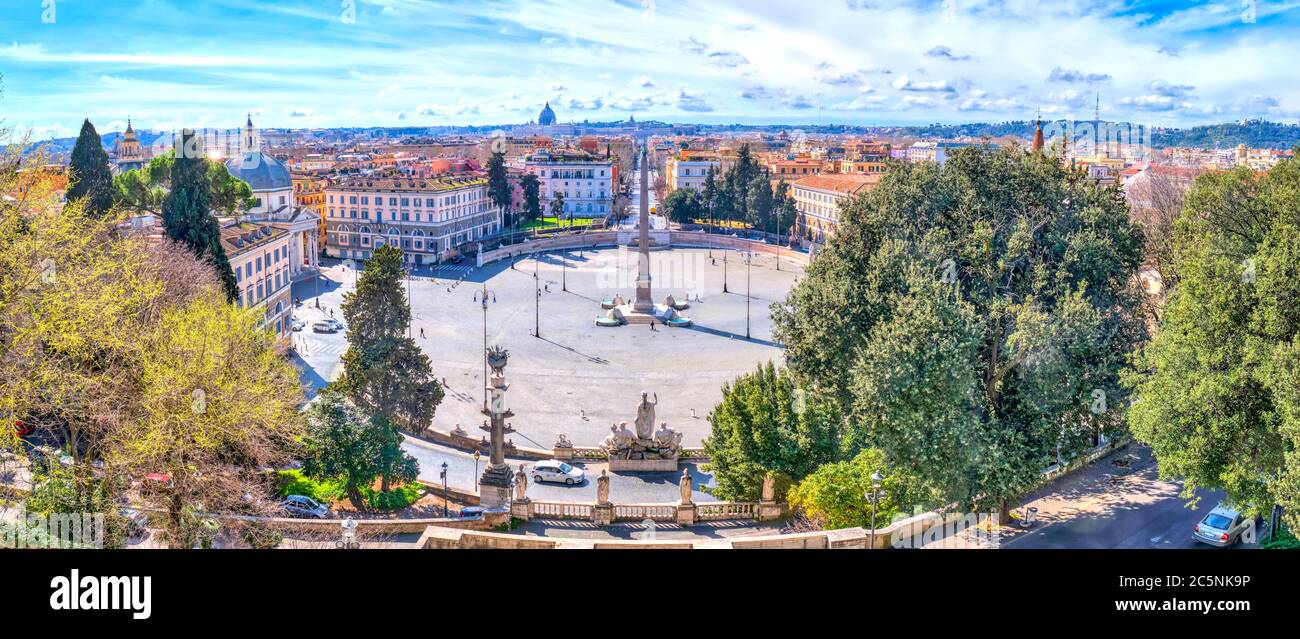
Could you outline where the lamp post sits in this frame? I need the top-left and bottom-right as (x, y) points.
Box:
(440, 462), (449, 518)
(533, 258), (541, 339)
(339, 518), (358, 549)
(868, 470), (885, 549)
(723, 250), (729, 293)
(473, 451), (481, 491)
(745, 251), (752, 340)
(561, 249), (567, 292)
(473, 284), (496, 411)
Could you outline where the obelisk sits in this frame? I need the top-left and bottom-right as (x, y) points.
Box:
(633, 144), (655, 313)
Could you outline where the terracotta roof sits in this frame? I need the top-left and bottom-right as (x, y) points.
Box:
(219, 221), (289, 256)
(792, 173), (883, 195)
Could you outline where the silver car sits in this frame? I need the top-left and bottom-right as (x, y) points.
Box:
(1193, 504), (1252, 547)
(282, 495), (331, 519)
(531, 461), (585, 486)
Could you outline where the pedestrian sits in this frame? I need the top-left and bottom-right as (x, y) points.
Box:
(420, 327), (425, 339)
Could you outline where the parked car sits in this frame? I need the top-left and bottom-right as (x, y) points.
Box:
(7, 419), (32, 438)
(311, 321), (338, 334)
(139, 473), (173, 496)
(531, 460), (585, 486)
(1193, 503), (1253, 547)
(118, 508), (150, 539)
(281, 495), (330, 519)
(323, 318), (345, 331)
(459, 506), (486, 519)
(290, 319), (306, 332)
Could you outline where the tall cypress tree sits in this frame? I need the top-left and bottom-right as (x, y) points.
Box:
(66, 119), (115, 217)
(162, 129), (239, 301)
(338, 245), (444, 448)
(486, 151), (512, 216)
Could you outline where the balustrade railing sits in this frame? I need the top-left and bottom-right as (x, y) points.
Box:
(532, 501), (594, 520)
(613, 504), (677, 522)
(696, 502), (758, 521)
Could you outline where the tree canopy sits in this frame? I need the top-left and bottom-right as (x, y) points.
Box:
(337, 245), (444, 445)
(1125, 158), (1300, 527)
(66, 119), (114, 217)
(772, 146), (1147, 515)
(161, 131), (240, 302)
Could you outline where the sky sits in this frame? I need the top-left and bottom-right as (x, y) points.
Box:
(1, 0), (1299, 140)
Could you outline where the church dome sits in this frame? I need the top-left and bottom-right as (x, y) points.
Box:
(538, 102), (557, 126)
(226, 152), (292, 192)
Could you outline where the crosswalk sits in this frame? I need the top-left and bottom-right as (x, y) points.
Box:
(417, 263), (476, 280)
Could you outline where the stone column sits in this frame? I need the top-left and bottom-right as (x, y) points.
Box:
(479, 348), (515, 510)
(632, 145), (654, 313)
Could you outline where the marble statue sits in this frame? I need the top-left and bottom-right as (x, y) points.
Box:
(597, 470), (610, 504)
(554, 433), (573, 449)
(679, 468), (693, 504)
(633, 391), (659, 440)
(515, 464), (529, 501)
(653, 422), (683, 453)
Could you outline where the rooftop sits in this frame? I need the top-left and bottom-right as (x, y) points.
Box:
(329, 175), (489, 192)
(219, 221), (289, 256)
(792, 173), (883, 195)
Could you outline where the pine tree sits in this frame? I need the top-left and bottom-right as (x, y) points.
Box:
(520, 173), (542, 224)
(66, 119), (115, 217)
(162, 129), (239, 302)
(486, 151), (512, 218)
(337, 245), (444, 449)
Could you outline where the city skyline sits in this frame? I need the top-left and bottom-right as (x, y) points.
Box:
(2, 0), (1299, 140)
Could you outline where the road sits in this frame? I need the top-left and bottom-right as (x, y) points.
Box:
(999, 445), (1253, 549)
(618, 148), (665, 230)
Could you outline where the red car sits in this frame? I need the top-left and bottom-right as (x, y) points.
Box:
(8, 419), (32, 438)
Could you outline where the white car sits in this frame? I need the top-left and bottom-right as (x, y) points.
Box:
(1193, 503), (1253, 547)
(532, 461), (586, 486)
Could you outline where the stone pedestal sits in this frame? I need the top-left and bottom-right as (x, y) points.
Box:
(676, 503), (697, 527)
(478, 464), (513, 510)
(759, 501), (785, 522)
(608, 455), (679, 473)
(511, 498), (534, 521)
(553, 445), (575, 461)
(593, 502), (614, 526)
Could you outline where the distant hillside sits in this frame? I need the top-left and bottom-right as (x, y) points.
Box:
(877, 119), (1300, 150)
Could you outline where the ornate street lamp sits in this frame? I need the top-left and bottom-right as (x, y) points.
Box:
(440, 462), (449, 518)
(473, 284), (496, 411)
(868, 470), (886, 549)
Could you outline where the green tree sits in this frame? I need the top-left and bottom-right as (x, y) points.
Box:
(774, 178), (798, 239)
(486, 151), (512, 218)
(702, 166), (720, 226)
(746, 171), (774, 230)
(703, 362), (841, 501)
(520, 173), (542, 224)
(549, 190), (566, 222)
(787, 448), (936, 530)
(161, 131), (239, 301)
(66, 119), (114, 217)
(302, 391), (419, 506)
(115, 152), (254, 216)
(337, 245), (444, 483)
(659, 188), (703, 225)
(1125, 159), (1300, 528)
(774, 147), (1147, 518)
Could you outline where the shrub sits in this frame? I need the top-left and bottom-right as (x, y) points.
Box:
(274, 469), (345, 504)
(359, 483), (424, 511)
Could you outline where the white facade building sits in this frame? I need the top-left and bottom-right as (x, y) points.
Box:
(324, 175), (503, 264)
(524, 149), (614, 218)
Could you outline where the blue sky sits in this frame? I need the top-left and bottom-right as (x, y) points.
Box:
(2, 0), (1298, 139)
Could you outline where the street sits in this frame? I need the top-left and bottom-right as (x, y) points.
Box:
(1000, 445), (1252, 550)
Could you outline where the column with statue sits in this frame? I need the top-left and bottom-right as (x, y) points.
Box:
(479, 346), (516, 510)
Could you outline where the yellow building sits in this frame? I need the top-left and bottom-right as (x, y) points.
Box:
(293, 173), (330, 251)
(791, 173), (881, 244)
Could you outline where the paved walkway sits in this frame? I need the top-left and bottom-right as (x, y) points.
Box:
(933, 445), (1245, 549)
(511, 519), (784, 541)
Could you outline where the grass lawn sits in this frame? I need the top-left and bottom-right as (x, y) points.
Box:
(520, 216), (597, 231)
(691, 219), (751, 230)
